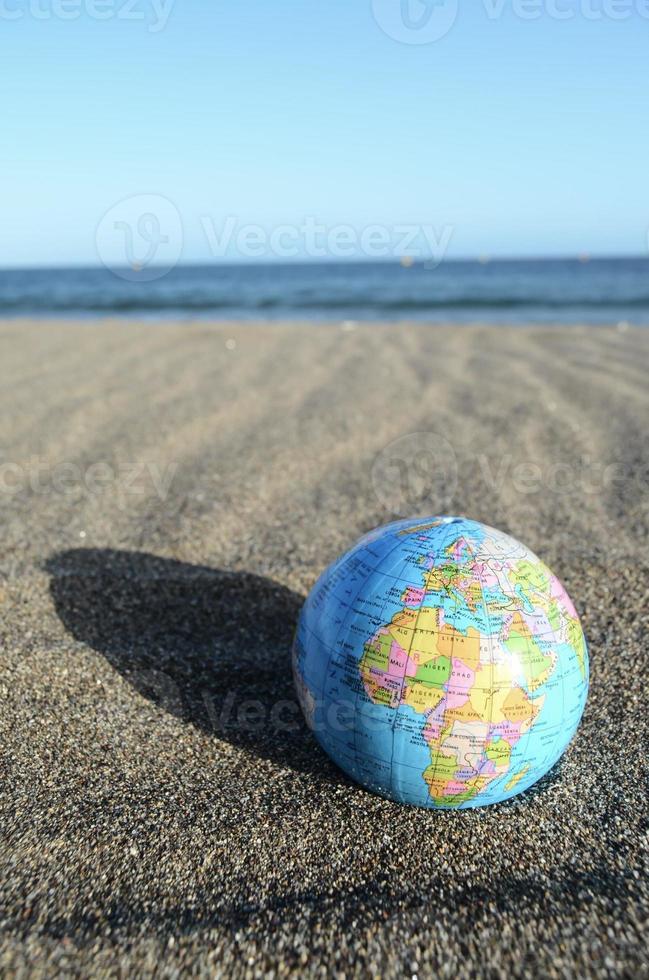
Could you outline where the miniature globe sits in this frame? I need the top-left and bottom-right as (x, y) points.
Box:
(293, 516), (588, 809)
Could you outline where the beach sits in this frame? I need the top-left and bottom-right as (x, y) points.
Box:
(0, 318), (647, 977)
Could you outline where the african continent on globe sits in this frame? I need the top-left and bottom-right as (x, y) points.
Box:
(293, 516), (588, 809)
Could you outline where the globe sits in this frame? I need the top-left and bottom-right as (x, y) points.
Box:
(293, 516), (589, 809)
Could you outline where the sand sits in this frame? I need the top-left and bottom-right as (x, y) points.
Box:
(0, 319), (647, 978)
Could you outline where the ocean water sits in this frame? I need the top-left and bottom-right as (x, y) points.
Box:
(1, 257), (648, 324)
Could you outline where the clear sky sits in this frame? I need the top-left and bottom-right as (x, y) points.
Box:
(2, 0), (648, 266)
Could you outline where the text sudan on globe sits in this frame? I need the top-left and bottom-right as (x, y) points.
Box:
(293, 516), (589, 809)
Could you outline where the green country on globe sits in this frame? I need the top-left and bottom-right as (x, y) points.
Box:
(293, 516), (588, 809)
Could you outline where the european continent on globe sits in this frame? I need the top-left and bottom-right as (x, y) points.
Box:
(293, 517), (588, 809)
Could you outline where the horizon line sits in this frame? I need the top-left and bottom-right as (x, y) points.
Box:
(1, 253), (648, 273)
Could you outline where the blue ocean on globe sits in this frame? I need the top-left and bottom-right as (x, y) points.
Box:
(293, 516), (589, 809)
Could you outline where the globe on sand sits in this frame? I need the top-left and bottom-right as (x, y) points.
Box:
(293, 516), (588, 809)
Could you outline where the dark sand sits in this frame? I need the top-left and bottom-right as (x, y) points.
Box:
(0, 320), (647, 977)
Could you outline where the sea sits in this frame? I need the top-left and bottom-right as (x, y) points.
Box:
(1, 257), (648, 325)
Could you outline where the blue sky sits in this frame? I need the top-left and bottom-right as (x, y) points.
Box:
(2, 0), (648, 266)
